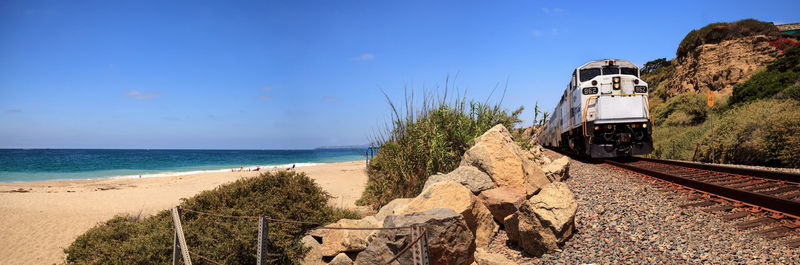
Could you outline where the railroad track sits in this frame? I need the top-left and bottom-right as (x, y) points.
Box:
(603, 157), (800, 247)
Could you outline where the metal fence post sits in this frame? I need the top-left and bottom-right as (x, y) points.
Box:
(171, 206), (192, 265)
(257, 216), (269, 265)
(409, 225), (430, 265)
(419, 226), (430, 265)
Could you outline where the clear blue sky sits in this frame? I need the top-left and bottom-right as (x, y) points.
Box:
(1, 0), (797, 149)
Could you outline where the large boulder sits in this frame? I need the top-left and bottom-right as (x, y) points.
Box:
(503, 214), (520, 244)
(396, 181), (498, 248)
(329, 253), (354, 265)
(355, 208), (474, 265)
(317, 217), (379, 257)
(542, 156), (570, 182)
(460, 124), (550, 196)
(375, 198), (413, 223)
(300, 235), (325, 265)
(474, 248), (517, 265)
(423, 166), (495, 194)
(508, 182), (577, 256)
(477, 187), (526, 222)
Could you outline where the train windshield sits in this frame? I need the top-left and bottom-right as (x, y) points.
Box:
(621, 67), (638, 77)
(602, 66), (620, 75)
(579, 68), (601, 82)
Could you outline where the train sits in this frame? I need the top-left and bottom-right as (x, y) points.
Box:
(538, 59), (653, 158)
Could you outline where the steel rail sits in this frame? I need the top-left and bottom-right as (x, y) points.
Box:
(604, 159), (800, 218)
(634, 157), (800, 184)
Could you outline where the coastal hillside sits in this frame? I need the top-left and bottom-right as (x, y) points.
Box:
(642, 19), (800, 167)
(667, 19), (780, 97)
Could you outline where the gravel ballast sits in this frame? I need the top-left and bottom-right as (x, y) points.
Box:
(486, 153), (800, 264)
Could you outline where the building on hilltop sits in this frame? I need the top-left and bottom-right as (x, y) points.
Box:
(777, 23), (800, 36)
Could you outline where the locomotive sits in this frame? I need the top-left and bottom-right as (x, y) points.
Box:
(538, 59), (653, 158)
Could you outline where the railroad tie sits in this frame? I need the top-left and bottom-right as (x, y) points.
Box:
(721, 211), (750, 220)
(743, 184), (779, 192)
(786, 238), (800, 248)
(728, 181), (763, 189)
(680, 200), (716, 208)
(777, 192), (800, 200)
(761, 186), (798, 196)
(756, 225), (791, 237)
(702, 205), (735, 213)
(736, 217), (774, 230)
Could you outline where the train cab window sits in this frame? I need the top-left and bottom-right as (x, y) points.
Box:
(621, 67), (639, 77)
(579, 68), (601, 82)
(602, 66), (620, 75)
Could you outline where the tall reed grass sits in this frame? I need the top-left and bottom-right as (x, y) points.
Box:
(356, 79), (523, 209)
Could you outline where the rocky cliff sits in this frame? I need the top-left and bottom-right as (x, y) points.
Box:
(666, 35), (779, 97)
(659, 19), (782, 97)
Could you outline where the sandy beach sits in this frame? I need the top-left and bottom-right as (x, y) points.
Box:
(0, 161), (368, 265)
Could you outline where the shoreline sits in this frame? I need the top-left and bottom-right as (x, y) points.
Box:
(0, 161), (330, 184)
(0, 160), (368, 265)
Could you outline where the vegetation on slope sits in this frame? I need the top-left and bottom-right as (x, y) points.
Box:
(356, 87), (522, 209)
(65, 171), (358, 264)
(641, 58), (675, 108)
(729, 47), (800, 105)
(645, 20), (800, 168)
(694, 99), (800, 167)
(676, 19), (780, 58)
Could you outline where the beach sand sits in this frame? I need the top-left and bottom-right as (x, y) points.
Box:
(0, 161), (368, 265)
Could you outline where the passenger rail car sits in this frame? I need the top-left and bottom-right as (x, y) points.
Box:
(539, 59), (653, 158)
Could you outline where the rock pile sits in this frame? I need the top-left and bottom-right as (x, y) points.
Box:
(301, 124), (577, 264)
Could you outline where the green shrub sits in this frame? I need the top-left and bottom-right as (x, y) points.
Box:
(775, 83), (800, 100)
(356, 87), (522, 209)
(65, 171), (359, 264)
(729, 47), (800, 105)
(676, 19), (779, 58)
(651, 92), (707, 127)
(651, 122), (711, 160)
(695, 99), (800, 167)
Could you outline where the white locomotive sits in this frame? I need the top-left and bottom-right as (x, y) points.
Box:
(538, 59), (653, 158)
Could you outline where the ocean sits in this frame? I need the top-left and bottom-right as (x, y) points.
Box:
(0, 148), (365, 183)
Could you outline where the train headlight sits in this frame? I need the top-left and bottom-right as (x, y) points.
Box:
(634, 86), (648, 93)
(582, 87), (598, 95)
(613, 77), (621, 90)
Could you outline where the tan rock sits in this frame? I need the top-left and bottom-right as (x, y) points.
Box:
(423, 166), (495, 194)
(474, 248), (517, 265)
(374, 198), (413, 223)
(356, 208), (474, 265)
(460, 124), (550, 196)
(397, 181), (498, 248)
(503, 213), (519, 244)
(329, 252), (353, 265)
(516, 182), (578, 256)
(318, 217), (379, 257)
(542, 156), (570, 182)
(477, 187), (526, 222)
(300, 235), (325, 265)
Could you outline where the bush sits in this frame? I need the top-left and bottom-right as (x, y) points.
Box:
(695, 99), (800, 167)
(677, 19), (779, 58)
(651, 121), (711, 160)
(65, 171), (359, 264)
(356, 86), (522, 209)
(729, 47), (800, 105)
(651, 92), (707, 127)
(641, 58), (671, 75)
